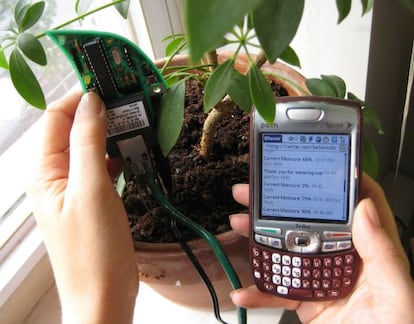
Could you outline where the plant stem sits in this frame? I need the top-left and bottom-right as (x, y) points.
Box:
(2, 0), (127, 51)
(205, 50), (218, 72)
(199, 50), (268, 158)
(38, 0), (127, 38)
(199, 95), (233, 158)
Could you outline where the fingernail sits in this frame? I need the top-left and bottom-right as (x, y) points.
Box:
(78, 92), (103, 116)
(364, 198), (381, 228)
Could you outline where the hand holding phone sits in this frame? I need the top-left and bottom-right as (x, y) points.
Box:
(250, 97), (361, 300)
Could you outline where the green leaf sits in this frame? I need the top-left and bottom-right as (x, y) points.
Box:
(157, 80), (185, 156)
(362, 137), (379, 178)
(362, 107), (384, 134)
(305, 78), (337, 97)
(321, 75), (346, 98)
(165, 36), (186, 57)
(115, 0), (131, 19)
(185, 0), (262, 62)
(347, 91), (365, 105)
(336, 0), (352, 24)
(75, 0), (94, 14)
(0, 49), (8, 70)
(252, 0), (304, 64)
(279, 46), (301, 68)
(17, 32), (47, 66)
(14, 0), (30, 28)
(9, 48), (46, 109)
(204, 59), (234, 113)
(361, 0), (374, 15)
(249, 63), (275, 123)
(227, 68), (252, 112)
(19, 1), (45, 32)
(347, 91), (383, 133)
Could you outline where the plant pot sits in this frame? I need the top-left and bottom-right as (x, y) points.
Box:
(133, 52), (308, 310)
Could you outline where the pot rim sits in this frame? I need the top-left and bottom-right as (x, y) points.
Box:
(134, 229), (245, 253)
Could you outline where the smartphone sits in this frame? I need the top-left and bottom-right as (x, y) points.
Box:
(250, 96), (361, 300)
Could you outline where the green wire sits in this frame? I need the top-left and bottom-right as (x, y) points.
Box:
(142, 172), (247, 324)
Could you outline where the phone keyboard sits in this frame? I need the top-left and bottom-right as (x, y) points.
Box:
(252, 245), (359, 300)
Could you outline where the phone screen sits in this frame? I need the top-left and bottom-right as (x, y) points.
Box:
(261, 133), (351, 223)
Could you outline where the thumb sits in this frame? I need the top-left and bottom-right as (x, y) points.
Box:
(353, 198), (411, 293)
(68, 92), (109, 188)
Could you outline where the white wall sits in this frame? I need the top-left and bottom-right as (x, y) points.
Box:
(291, 0), (372, 99)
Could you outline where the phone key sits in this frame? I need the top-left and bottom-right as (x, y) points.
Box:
(333, 278), (342, 288)
(264, 283), (275, 292)
(272, 264), (281, 274)
(313, 258), (322, 268)
(303, 258), (312, 267)
(334, 256), (344, 266)
(256, 226), (282, 235)
(327, 289), (340, 297)
(322, 279), (331, 289)
(344, 265), (354, 276)
(312, 280), (321, 289)
(282, 277), (291, 287)
(263, 272), (272, 282)
(302, 279), (311, 289)
(323, 257), (333, 267)
(337, 240), (352, 251)
(315, 290), (326, 298)
(262, 250), (272, 261)
(263, 262), (271, 272)
(282, 266), (291, 276)
(322, 241), (337, 252)
(312, 269), (321, 279)
(252, 247), (261, 257)
(323, 268), (332, 278)
(334, 268), (343, 277)
(273, 274), (281, 285)
(303, 269), (311, 278)
(255, 234), (268, 245)
(323, 231), (351, 239)
(254, 270), (261, 279)
(289, 288), (313, 298)
(292, 278), (301, 288)
(282, 255), (291, 265)
(292, 267), (301, 278)
(343, 277), (352, 287)
(269, 237), (283, 249)
(272, 253), (281, 264)
(292, 256), (301, 267)
(277, 286), (289, 295)
(345, 254), (355, 264)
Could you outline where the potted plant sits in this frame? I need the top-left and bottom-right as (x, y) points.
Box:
(0, 0), (387, 313)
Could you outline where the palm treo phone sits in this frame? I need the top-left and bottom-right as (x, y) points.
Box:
(250, 97), (361, 300)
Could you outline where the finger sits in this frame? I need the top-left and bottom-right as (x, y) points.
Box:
(67, 92), (110, 190)
(41, 90), (83, 156)
(232, 183), (249, 207)
(229, 213), (249, 237)
(353, 198), (412, 288)
(360, 174), (402, 254)
(230, 285), (299, 310)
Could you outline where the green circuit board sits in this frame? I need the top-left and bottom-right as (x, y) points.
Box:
(47, 30), (166, 115)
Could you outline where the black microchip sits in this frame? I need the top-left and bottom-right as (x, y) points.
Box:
(83, 38), (117, 99)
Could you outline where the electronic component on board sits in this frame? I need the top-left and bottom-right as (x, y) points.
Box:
(47, 30), (171, 189)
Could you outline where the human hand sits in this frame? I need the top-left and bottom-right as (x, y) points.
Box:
(230, 175), (414, 323)
(27, 91), (139, 324)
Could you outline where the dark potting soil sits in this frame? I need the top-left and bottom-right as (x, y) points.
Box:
(123, 79), (288, 243)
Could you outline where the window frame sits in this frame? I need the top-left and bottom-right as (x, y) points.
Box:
(0, 0), (184, 316)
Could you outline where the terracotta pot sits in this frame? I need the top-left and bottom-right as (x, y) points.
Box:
(134, 52), (307, 310)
